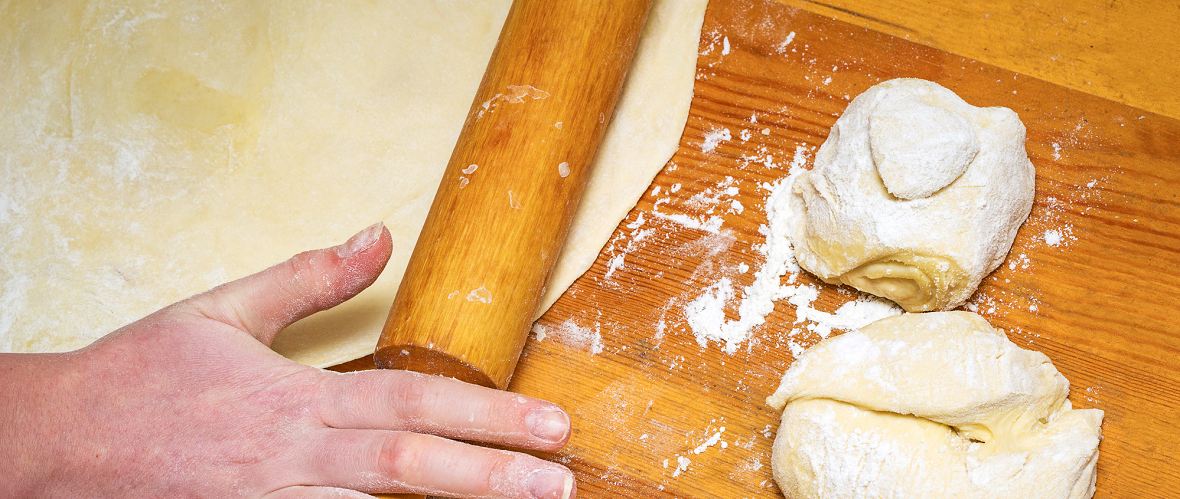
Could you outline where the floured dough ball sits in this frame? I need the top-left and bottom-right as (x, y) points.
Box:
(790, 78), (1035, 311)
(766, 312), (1103, 499)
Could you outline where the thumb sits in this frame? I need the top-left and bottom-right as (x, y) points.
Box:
(185, 222), (393, 346)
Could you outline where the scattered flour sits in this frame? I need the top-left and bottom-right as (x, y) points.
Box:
(684, 176), (739, 211)
(683, 163), (903, 353)
(531, 319), (603, 355)
(650, 211), (724, 233)
(798, 298), (905, 339)
(702, 127), (732, 153)
(627, 212), (646, 230)
(650, 176), (744, 235)
(692, 427), (727, 454)
(1042, 226), (1076, 247)
(466, 286), (493, 304)
(1007, 253), (1031, 271)
(775, 31), (796, 54)
(731, 455), (765, 481)
(741, 144), (808, 172)
(598, 213), (659, 285)
(603, 253), (626, 280)
(1044, 229), (1063, 246)
(672, 455), (692, 477)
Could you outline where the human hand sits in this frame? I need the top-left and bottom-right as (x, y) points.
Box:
(0, 223), (574, 499)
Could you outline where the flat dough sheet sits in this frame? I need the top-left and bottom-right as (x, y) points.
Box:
(0, 0), (706, 367)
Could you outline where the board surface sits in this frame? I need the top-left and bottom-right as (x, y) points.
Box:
(337, 0), (1180, 497)
(775, 0), (1180, 120)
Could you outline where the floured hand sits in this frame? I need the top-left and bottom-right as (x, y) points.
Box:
(0, 223), (574, 499)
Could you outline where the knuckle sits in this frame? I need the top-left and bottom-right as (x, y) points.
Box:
(486, 452), (515, 483)
(388, 373), (428, 424)
(377, 432), (422, 483)
(278, 252), (320, 292)
(482, 451), (521, 495)
(270, 250), (340, 312)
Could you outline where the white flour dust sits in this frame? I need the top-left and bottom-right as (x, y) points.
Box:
(692, 426), (727, 454)
(597, 212), (662, 285)
(531, 319), (603, 355)
(775, 31), (796, 54)
(1044, 229), (1064, 246)
(682, 156), (901, 353)
(647, 175), (746, 236)
(649, 211), (724, 234)
(671, 455), (692, 477)
(1034, 196), (1080, 249)
(701, 127), (732, 153)
(593, 170), (751, 295)
(477, 84), (550, 120)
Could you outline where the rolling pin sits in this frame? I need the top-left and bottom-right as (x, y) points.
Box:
(374, 0), (655, 389)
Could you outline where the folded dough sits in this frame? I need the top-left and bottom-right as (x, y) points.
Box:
(766, 312), (1103, 499)
(791, 78), (1035, 311)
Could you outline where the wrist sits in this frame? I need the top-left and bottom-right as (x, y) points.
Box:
(0, 352), (75, 498)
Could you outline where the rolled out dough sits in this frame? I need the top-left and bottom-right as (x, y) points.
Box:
(767, 312), (1103, 499)
(0, 0), (708, 366)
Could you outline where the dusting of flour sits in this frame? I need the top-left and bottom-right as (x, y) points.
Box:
(532, 319), (604, 355)
(683, 155), (902, 353)
(701, 127), (732, 153)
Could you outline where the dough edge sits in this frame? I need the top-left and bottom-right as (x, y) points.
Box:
(767, 311), (1103, 499)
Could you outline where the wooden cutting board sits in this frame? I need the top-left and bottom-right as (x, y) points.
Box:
(337, 0), (1180, 497)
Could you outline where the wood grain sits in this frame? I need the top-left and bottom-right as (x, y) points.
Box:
(336, 0), (1180, 497)
(777, 0), (1180, 121)
(374, 0), (654, 389)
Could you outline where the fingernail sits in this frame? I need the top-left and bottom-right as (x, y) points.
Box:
(527, 468), (575, 499)
(338, 222), (384, 258)
(526, 406), (570, 443)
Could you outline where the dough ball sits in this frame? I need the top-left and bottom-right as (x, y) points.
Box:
(766, 312), (1103, 499)
(791, 78), (1035, 311)
(869, 96), (979, 200)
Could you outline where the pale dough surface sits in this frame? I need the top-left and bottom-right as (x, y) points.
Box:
(767, 312), (1103, 499)
(0, 0), (707, 366)
(790, 78), (1035, 312)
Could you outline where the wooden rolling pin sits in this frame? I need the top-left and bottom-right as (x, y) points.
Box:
(375, 0), (655, 389)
